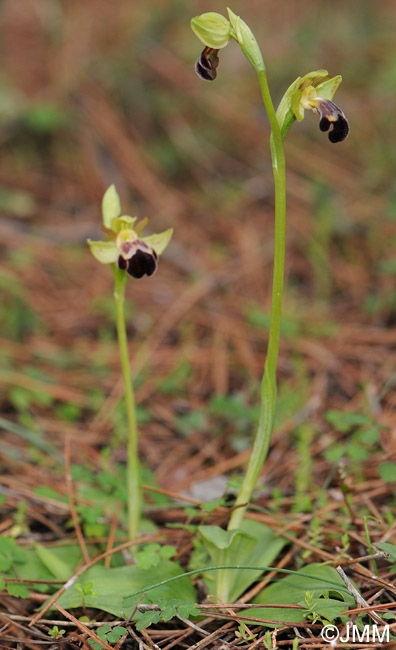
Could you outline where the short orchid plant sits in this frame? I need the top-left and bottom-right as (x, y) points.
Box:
(88, 187), (172, 540)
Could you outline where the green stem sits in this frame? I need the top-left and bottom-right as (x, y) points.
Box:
(114, 271), (140, 540)
(228, 68), (286, 531)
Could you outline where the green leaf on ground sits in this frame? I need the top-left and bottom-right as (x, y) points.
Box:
(56, 559), (197, 618)
(240, 563), (354, 625)
(7, 583), (30, 598)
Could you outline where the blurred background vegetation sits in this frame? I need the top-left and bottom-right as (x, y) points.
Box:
(1, 0), (395, 491)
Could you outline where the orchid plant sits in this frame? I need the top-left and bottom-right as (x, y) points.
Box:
(89, 186), (172, 540)
(191, 8), (349, 601)
(87, 8), (349, 603)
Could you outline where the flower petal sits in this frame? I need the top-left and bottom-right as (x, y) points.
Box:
(87, 239), (119, 264)
(111, 215), (138, 233)
(141, 228), (173, 256)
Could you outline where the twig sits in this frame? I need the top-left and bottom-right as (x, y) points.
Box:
(175, 615), (210, 636)
(140, 627), (161, 649)
(339, 551), (390, 566)
(187, 622), (234, 650)
(336, 565), (384, 625)
(128, 626), (148, 650)
(53, 604), (113, 650)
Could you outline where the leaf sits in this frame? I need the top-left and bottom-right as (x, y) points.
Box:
(378, 462), (396, 483)
(201, 498), (225, 513)
(136, 544), (162, 569)
(0, 537), (27, 564)
(301, 596), (350, 622)
(160, 605), (177, 621)
(160, 546), (176, 560)
(0, 557), (12, 571)
(97, 624), (111, 638)
(358, 427), (379, 444)
(87, 240), (118, 264)
(3, 544), (82, 594)
(0, 577), (5, 590)
(57, 559), (197, 618)
(177, 602), (201, 618)
(136, 611), (161, 630)
(156, 598), (201, 622)
(88, 641), (101, 650)
(7, 582), (30, 598)
(199, 520), (287, 602)
(102, 185), (121, 228)
(240, 564), (354, 626)
(142, 228), (173, 256)
(106, 626), (128, 642)
(325, 410), (371, 433)
(34, 543), (70, 581)
(33, 486), (68, 504)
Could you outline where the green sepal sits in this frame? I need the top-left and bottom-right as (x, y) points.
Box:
(87, 239), (118, 264)
(102, 185), (121, 228)
(191, 12), (231, 49)
(276, 76), (301, 138)
(227, 8), (265, 72)
(315, 75), (342, 100)
(111, 215), (138, 233)
(142, 228), (173, 256)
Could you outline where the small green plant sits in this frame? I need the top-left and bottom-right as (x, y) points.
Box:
(324, 409), (386, 473)
(190, 7), (349, 601)
(89, 624), (128, 649)
(135, 599), (200, 631)
(88, 186), (172, 539)
(48, 625), (66, 639)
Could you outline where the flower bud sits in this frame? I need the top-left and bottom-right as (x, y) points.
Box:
(227, 8), (264, 72)
(191, 12), (231, 49)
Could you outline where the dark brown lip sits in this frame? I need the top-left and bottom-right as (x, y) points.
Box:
(118, 241), (158, 278)
(316, 99), (349, 143)
(195, 47), (220, 82)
